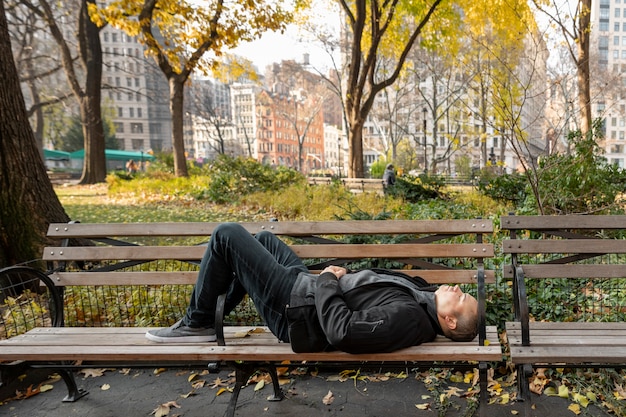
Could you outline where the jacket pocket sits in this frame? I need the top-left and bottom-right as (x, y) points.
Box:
(285, 304), (334, 353)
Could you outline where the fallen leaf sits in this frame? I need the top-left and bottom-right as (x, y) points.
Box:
(558, 385), (570, 399)
(40, 384), (54, 393)
(153, 368), (167, 375)
(568, 403), (581, 415)
(80, 368), (109, 378)
(216, 387), (232, 396)
(254, 380), (265, 391)
(188, 373), (198, 382)
(151, 401), (181, 417)
(101, 384), (110, 391)
(511, 411), (519, 415)
(191, 380), (206, 389)
(415, 403), (430, 410)
(445, 386), (463, 398)
(322, 390), (334, 405)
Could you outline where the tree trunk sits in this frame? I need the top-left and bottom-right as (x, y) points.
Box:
(347, 121), (365, 178)
(170, 75), (189, 177)
(78, 0), (106, 183)
(577, 0), (592, 137)
(0, 2), (70, 268)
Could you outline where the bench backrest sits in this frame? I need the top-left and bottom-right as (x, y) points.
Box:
(44, 220), (494, 339)
(501, 214), (626, 324)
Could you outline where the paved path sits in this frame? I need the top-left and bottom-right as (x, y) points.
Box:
(0, 365), (610, 417)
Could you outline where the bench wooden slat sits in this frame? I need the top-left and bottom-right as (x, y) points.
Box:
(501, 215), (626, 230)
(47, 220), (493, 238)
(43, 244), (494, 261)
(508, 346), (626, 364)
(502, 264), (626, 279)
(49, 269), (496, 286)
(506, 322), (626, 364)
(502, 239), (626, 254)
(0, 326), (501, 363)
(507, 321), (626, 332)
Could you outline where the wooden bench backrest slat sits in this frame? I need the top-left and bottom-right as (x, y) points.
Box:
(502, 239), (626, 254)
(49, 269), (496, 286)
(501, 215), (626, 230)
(502, 264), (626, 279)
(48, 219), (493, 238)
(43, 243), (494, 261)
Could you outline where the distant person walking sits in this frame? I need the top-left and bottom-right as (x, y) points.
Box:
(126, 159), (138, 174)
(382, 163), (396, 191)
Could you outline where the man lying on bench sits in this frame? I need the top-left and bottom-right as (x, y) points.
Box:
(146, 222), (478, 354)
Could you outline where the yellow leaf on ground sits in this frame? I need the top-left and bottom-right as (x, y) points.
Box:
(101, 384), (110, 391)
(415, 403), (430, 410)
(568, 403), (581, 415)
(153, 368), (167, 375)
(558, 385), (570, 399)
(573, 393), (589, 408)
(254, 380), (265, 391)
(39, 384), (54, 392)
(464, 371), (474, 384)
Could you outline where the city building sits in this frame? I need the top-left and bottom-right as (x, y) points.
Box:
(592, 0), (626, 168)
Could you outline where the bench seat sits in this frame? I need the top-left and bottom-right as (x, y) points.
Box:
(0, 325), (501, 363)
(506, 322), (626, 364)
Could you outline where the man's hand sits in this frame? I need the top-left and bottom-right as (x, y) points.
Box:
(321, 265), (347, 279)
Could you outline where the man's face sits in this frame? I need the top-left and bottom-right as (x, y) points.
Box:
(435, 285), (478, 321)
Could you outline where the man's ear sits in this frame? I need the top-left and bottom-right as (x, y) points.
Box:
(444, 315), (457, 330)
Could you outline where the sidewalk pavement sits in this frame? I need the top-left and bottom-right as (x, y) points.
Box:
(0, 365), (610, 417)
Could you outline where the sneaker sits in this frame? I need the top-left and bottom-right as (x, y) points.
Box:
(145, 320), (217, 343)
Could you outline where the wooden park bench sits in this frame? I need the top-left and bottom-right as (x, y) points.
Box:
(501, 214), (626, 416)
(0, 219), (500, 416)
(307, 176), (384, 193)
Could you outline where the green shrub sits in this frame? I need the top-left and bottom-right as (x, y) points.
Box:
(198, 155), (305, 204)
(385, 174), (446, 202)
(476, 170), (528, 207)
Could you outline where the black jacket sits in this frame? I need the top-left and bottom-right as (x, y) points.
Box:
(286, 269), (441, 354)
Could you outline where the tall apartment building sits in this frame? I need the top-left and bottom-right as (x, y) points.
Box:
(592, 0), (626, 167)
(101, 26), (171, 153)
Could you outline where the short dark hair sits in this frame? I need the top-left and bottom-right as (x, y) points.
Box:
(443, 311), (479, 342)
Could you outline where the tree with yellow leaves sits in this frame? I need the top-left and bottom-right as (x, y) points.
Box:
(93, 0), (299, 177)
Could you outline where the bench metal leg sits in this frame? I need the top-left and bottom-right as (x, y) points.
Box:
(478, 362), (488, 417)
(224, 363), (284, 417)
(513, 364), (534, 416)
(59, 369), (89, 402)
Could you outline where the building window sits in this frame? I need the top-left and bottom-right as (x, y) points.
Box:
(118, 107), (123, 117)
(131, 123), (143, 133)
(131, 139), (144, 150)
(114, 122), (124, 133)
(129, 108), (134, 118)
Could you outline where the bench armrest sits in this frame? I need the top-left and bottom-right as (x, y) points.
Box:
(512, 265), (530, 346)
(0, 265), (64, 331)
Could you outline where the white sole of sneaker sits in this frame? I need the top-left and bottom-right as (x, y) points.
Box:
(145, 332), (217, 343)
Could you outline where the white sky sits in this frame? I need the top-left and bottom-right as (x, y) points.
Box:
(228, 2), (340, 74)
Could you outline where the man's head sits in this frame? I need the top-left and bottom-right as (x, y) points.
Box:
(434, 285), (478, 341)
